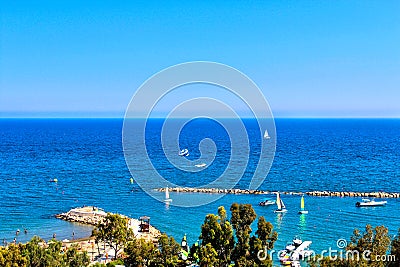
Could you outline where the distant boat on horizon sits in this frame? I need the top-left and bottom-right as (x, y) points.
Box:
(264, 130), (270, 139)
(274, 192), (287, 213)
(164, 187), (172, 203)
(298, 195), (309, 214)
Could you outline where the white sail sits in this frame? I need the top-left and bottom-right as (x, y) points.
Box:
(276, 193), (282, 210)
(165, 187), (170, 199)
(281, 198), (286, 209)
(264, 130), (270, 139)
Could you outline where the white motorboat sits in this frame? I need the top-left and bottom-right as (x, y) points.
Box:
(259, 199), (276, 206)
(178, 149), (189, 157)
(195, 163), (206, 168)
(356, 198), (387, 207)
(280, 237), (313, 264)
(274, 192), (287, 213)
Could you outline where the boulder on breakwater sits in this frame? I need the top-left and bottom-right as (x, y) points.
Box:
(156, 187), (400, 198)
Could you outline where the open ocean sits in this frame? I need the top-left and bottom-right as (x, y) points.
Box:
(1, 118), (399, 261)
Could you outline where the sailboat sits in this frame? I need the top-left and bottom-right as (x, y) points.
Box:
(164, 187), (172, 203)
(264, 130), (271, 139)
(274, 192), (287, 213)
(298, 195), (308, 214)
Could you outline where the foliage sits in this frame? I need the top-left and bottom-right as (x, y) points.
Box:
(309, 225), (392, 267)
(0, 236), (89, 267)
(199, 206), (234, 266)
(106, 258), (124, 266)
(197, 203), (277, 267)
(92, 213), (134, 260)
(64, 244), (90, 267)
(0, 244), (28, 267)
(124, 238), (159, 267)
(155, 233), (181, 267)
(124, 234), (182, 267)
(389, 228), (400, 267)
(230, 203), (257, 266)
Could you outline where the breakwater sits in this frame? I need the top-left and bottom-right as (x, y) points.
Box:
(156, 187), (400, 198)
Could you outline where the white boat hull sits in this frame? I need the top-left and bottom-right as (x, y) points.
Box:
(274, 209), (287, 213)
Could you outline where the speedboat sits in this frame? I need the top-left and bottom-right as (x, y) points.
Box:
(178, 149), (189, 157)
(195, 163), (206, 168)
(356, 198), (387, 207)
(280, 237), (313, 264)
(259, 199), (276, 206)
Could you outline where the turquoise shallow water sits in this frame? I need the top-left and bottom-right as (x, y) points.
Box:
(0, 118), (399, 262)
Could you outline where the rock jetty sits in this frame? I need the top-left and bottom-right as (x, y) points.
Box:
(56, 206), (161, 242)
(156, 187), (400, 198)
(55, 206), (107, 226)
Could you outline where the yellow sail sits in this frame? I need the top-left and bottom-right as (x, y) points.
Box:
(300, 195), (305, 210)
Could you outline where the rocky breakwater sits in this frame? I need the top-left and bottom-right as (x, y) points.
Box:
(306, 191), (400, 198)
(156, 187), (400, 198)
(55, 206), (161, 242)
(55, 206), (107, 226)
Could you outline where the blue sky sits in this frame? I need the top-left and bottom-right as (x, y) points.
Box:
(1, 1), (399, 118)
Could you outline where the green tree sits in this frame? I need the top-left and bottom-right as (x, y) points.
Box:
(155, 233), (181, 267)
(0, 244), (28, 267)
(309, 225), (392, 267)
(124, 238), (159, 267)
(64, 244), (90, 267)
(249, 216), (277, 266)
(348, 225), (391, 267)
(389, 228), (400, 267)
(199, 243), (219, 267)
(22, 236), (47, 267)
(230, 203), (257, 266)
(92, 213), (134, 260)
(199, 206), (234, 266)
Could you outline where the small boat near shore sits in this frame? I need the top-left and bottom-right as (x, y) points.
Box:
(356, 198), (387, 207)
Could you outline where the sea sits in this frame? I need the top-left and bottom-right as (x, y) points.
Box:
(1, 118), (399, 262)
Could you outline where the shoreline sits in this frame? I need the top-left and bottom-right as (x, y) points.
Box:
(156, 187), (400, 198)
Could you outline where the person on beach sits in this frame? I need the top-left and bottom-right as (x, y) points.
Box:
(53, 233), (56, 239)
(24, 228), (28, 234)
(13, 238), (16, 244)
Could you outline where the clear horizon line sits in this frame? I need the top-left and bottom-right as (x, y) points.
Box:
(1, 116), (400, 119)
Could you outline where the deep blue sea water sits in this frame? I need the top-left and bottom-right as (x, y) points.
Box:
(1, 118), (399, 262)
